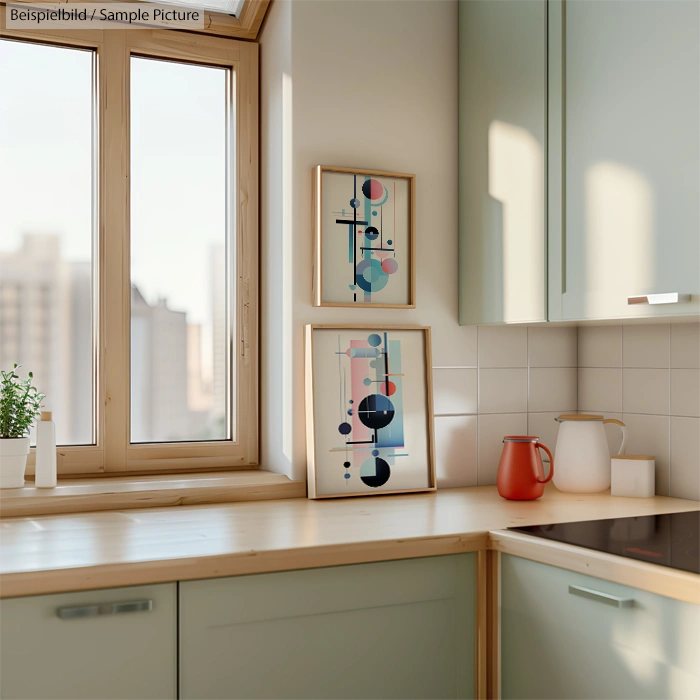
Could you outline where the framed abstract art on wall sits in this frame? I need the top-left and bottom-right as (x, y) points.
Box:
(305, 325), (435, 499)
(313, 166), (415, 308)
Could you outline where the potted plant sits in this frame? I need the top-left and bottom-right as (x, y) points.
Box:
(0, 365), (45, 488)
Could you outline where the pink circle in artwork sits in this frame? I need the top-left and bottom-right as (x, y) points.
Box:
(362, 178), (384, 201)
(382, 258), (399, 275)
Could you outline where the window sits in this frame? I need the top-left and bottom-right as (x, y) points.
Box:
(0, 40), (96, 447)
(0, 23), (259, 475)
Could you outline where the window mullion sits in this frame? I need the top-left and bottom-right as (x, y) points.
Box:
(102, 31), (130, 473)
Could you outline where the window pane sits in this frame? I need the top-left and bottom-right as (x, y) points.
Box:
(0, 40), (95, 446)
(130, 57), (230, 443)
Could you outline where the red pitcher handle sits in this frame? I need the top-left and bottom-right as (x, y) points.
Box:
(536, 443), (554, 483)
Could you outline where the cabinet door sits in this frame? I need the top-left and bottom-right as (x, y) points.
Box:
(180, 554), (476, 699)
(501, 554), (700, 699)
(0, 583), (176, 700)
(555, 0), (700, 320)
(458, 0), (547, 325)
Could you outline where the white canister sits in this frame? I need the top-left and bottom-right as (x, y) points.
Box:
(611, 455), (655, 498)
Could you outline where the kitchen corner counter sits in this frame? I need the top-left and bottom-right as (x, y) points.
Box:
(0, 485), (698, 600)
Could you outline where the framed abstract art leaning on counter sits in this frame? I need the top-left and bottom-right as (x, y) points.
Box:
(313, 166), (415, 308)
(305, 325), (435, 499)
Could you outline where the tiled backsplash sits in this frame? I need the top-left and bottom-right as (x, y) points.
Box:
(578, 323), (699, 500)
(433, 326), (577, 488)
(435, 322), (699, 501)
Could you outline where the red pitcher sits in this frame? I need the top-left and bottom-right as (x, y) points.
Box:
(497, 436), (554, 501)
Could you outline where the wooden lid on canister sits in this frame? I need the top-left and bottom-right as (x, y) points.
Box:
(40, 411), (52, 421)
(612, 454), (654, 460)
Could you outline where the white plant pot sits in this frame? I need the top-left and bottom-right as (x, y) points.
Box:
(0, 437), (30, 488)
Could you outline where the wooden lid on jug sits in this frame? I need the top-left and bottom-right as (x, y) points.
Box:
(556, 413), (603, 421)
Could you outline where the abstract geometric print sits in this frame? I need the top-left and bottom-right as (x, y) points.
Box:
(319, 169), (411, 307)
(335, 175), (399, 303)
(333, 331), (407, 488)
(308, 326), (432, 498)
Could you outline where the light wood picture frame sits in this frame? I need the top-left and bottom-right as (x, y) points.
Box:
(305, 325), (435, 499)
(313, 166), (416, 308)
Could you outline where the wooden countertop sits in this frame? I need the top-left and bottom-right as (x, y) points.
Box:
(0, 485), (698, 600)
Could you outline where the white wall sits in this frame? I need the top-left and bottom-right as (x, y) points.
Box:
(261, 0), (473, 483)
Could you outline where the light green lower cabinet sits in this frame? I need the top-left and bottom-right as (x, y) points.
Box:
(0, 583), (177, 700)
(179, 554), (477, 699)
(501, 555), (700, 699)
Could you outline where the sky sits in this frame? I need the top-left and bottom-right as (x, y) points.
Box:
(0, 39), (230, 330)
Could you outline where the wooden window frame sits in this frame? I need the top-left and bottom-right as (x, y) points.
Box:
(5, 0), (271, 41)
(0, 10), (259, 476)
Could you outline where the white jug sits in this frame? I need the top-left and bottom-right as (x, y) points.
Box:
(553, 414), (627, 493)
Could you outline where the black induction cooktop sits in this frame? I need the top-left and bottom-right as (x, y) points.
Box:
(509, 510), (700, 574)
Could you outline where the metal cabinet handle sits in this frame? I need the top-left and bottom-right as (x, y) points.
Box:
(628, 293), (690, 305)
(57, 599), (153, 619)
(568, 585), (634, 608)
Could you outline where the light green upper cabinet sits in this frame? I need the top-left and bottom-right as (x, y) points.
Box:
(552, 0), (700, 321)
(459, 0), (699, 324)
(458, 0), (548, 325)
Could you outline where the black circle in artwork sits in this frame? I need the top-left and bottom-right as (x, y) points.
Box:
(357, 394), (395, 430)
(343, 461), (351, 468)
(361, 457), (391, 488)
(364, 226), (379, 240)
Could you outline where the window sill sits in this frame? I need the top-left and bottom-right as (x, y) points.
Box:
(0, 471), (306, 518)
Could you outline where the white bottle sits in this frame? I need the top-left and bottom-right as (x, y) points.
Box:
(35, 411), (57, 488)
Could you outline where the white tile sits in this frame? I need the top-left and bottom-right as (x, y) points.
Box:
(670, 417), (700, 501)
(622, 413), (671, 496)
(671, 369), (700, 418)
(671, 323), (700, 369)
(623, 368), (670, 415)
(478, 369), (528, 414)
(477, 413), (528, 486)
(622, 324), (670, 368)
(431, 325), (478, 369)
(578, 368), (622, 413)
(527, 412), (562, 468)
(578, 326), (622, 367)
(528, 368), (577, 413)
(477, 326), (527, 368)
(432, 368), (477, 416)
(434, 415), (478, 488)
(528, 326), (577, 368)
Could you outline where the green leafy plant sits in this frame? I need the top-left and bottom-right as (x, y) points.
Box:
(0, 365), (45, 439)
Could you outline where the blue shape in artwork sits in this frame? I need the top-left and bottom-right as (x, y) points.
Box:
(360, 457), (391, 487)
(357, 394), (395, 430)
(355, 259), (388, 293)
(349, 347), (380, 359)
(372, 211), (377, 216)
(338, 422), (352, 435)
(372, 449), (379, 456)
(344, 473), (351, 479)
(387, 239), (393, 245)
(349, 399), (354, 404)
(367, 333), (382, 347)
(350, 198), (360, 208)
(363, 377), (372, 386)
(374, 338), (405, 449)
(347, 409), (353, 416)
